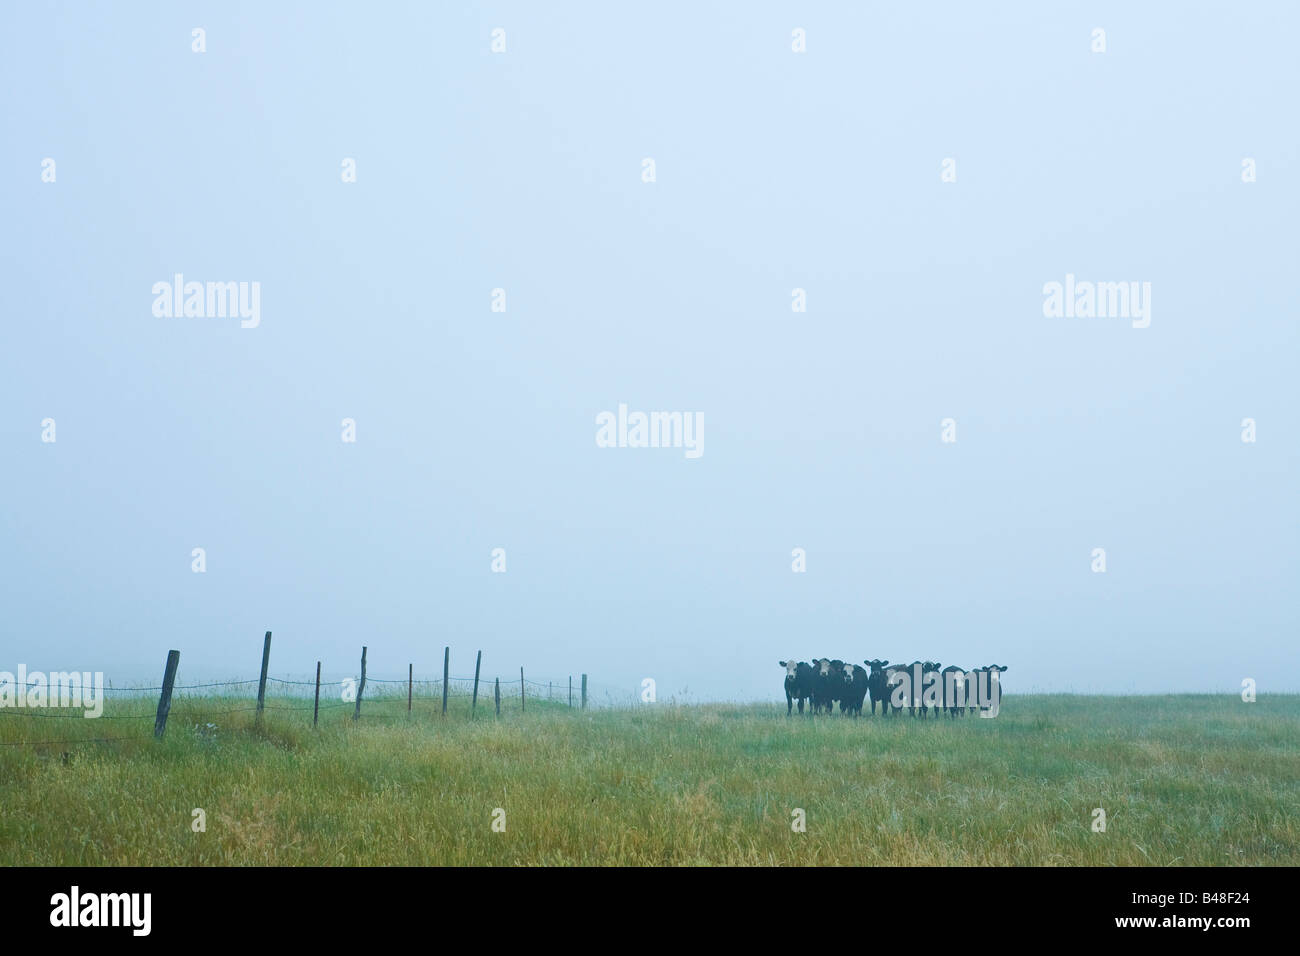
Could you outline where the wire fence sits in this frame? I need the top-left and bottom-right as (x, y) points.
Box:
(0, 641), (642, 749)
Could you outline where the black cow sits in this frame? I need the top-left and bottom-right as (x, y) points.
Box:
(780, 660), (814, 715)
(828, 659), (849, 713)
(810, 658), (837, 715)
(839, 663), (868, 716)
(864, 659), (891, 715)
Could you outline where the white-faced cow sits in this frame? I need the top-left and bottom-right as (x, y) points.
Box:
(810, 658), (838, 715)
(780, 660), (814, 715)
(839, 662), (868, 716)
(882, 662), (912, 715)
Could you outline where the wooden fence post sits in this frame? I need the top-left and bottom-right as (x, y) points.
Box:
(353, 646), (367, 721)
(569, 676), (573, 708)
(255, 630), (272, 722)
(581, 673), (587, 710)
(442, 647), (450, 716)
(408, 663), (413, 714)
(153, 649), (180, 738)
(494, 677), (500, 717)
(313, 661), (321, 729)
(520, 667), (525, 712)
(471, 651), (482, 716)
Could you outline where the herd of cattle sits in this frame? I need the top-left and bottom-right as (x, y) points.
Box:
(779, 659), (1010, 717)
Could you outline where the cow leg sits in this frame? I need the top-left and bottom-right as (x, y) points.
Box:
(787, 692), (793, 716)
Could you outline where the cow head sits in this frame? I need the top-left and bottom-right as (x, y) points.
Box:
(779, 660), (798, 678)
(814, 659), (832, 676)
(864, 659), (889, 674)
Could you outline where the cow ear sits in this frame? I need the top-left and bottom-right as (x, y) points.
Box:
(881, 660), (888, 666)
(779, 661), (787, 667)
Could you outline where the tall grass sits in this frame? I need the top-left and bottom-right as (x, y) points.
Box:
(1, 693), (1296, 865)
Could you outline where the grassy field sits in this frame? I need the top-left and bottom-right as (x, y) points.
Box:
(1, 693), (1296, 865)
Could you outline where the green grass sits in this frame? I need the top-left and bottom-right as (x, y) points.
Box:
(1, 693), (1296, 865)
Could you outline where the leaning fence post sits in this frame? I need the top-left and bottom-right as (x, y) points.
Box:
(408, 663), (413, 714)
(154, 649), (180, 738)
(494, 677), (500, 717)
(471, 651), (482, 716)
(313, 661), (321, 729)
(442, 647), (450, 716)
(353, 646), (367, 721)
(581, 673), (587, 710)
(255, 630), (272, 722)
(520, 667), (525, 712)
